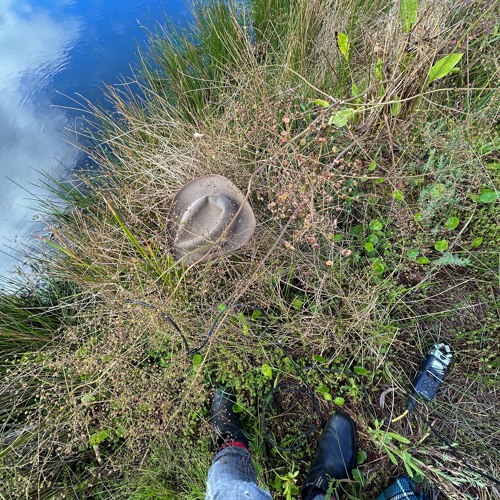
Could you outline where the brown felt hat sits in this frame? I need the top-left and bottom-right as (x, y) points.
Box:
(170, 174), (256, 264)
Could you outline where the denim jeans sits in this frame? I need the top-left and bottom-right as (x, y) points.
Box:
(205, 446), (327, 500)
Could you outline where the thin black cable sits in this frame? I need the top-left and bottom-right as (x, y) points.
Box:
(125, 299), (191, 354)
(125, 299), (500, 486)
(195, 302), (265, 355)
(125, 299), (326, 450)
(261, 381), (323, 452)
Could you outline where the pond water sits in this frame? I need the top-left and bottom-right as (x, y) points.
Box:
(0, 0), (189, 276)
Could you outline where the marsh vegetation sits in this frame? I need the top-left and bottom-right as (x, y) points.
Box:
(1, 0), (499, 498)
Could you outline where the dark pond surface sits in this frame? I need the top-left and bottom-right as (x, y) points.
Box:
(0, 0), (189, 275)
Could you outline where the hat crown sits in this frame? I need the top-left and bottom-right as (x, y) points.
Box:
(174, 194), (237, 251)
(170, 174), (256, 264)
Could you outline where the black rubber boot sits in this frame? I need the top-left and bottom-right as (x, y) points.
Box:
(301, 412), (357, 499)
(210, 387), (248, 448)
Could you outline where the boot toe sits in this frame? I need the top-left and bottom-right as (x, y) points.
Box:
(324, 412), (357, 477)
(301, 411), (357, 497)
(210, 387), (248, 447)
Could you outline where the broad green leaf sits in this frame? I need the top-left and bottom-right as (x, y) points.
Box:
(232, 402), (244, 413)
(406, 454), (425, 476)
(434, 240), (449, 252)
(261, 364), (273, 379)
(251, 309), (262, 320)
(414, 213), (424, 222)
(400, 0), (418, 33)
(333, 233), (344, 242)
(407, 249), (420, 260)
(375, 57), (384, 80)
(369, 219), (383, 231)
(388, 432), (411, 444)
(386, 448), (399, 465)
(318, 383), (330, 394)
(391, 97), (403, 117)
(192, 354), (202, 366)
(351, 82), (362, 103)
(427, 53), (463, 84)
(323, 392), (332, 401)
(312, 98), (330, 108)
(334, 397), (345, 406)
(371, 259), (387, 274)
(357, 449), (368, 465)
(89, 430), (109, 446)
(364, 242), (375, 252)
(313, 354), (327, 363)
(404, 458), (415, 478)
(429, 182), (446, 198)
(367, 234), (379, 244)
(472, 237), (483, 248)
(417, 257), (430, 264)
(444, 217), (459, 230)
(354, 366), (370, 376)
(352, 468), (363, 483)
(368, 160), (377, 171)
(292, 297), (303, 309)
(274, 475), (282, 491)
(393, 189), (404, 201)
(351, 224), (363, 235)
(478, 189), (498, 203)
(337, 32), (350, 61)
(329, 108), (356, 127)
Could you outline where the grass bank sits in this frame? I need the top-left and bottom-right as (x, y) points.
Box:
(1, 0), (499, 498)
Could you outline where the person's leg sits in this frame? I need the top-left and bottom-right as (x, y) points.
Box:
(206, 388), (272, 500)
(206, 445), (271, 499)
(301, 412), (357, 500)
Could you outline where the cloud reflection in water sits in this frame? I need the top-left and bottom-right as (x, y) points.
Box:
(0, 0), (82, 275)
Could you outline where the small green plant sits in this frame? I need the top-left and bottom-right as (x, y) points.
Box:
(399, 0), (418, 33)
(477, 189), (498, 204)
(276, 469), (300, 500)
(261, 363), (273, 379)
(318, 382), (332, 401)
(434, 239), (449, 252)
(444, 217), (459, 230)
(407, 249), (420, 260)
(426, 53), (463, 86)
(369, 220), (383, 231)
(368, 420), (425, 479)
(341, 377), (361, 399)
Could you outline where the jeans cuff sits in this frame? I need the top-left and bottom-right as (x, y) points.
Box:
(212, 444), (252, 464)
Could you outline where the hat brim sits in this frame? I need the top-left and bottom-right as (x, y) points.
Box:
(170, 174), (256, 264)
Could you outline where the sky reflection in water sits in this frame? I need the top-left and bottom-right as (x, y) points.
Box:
(0, 0), (188, 275)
